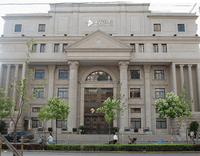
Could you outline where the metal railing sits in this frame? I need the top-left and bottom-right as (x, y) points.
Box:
(0, 133), (22, 156)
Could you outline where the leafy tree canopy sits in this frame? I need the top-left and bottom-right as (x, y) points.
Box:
(38, 97), (71, 122)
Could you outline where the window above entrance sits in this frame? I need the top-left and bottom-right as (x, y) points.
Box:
(86, 71), (112, 81)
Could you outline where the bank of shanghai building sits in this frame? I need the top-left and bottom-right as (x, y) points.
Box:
(0, 3), (200, 135)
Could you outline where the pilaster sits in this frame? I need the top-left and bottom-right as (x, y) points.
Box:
(143, 65), (151, 130)
(68, 61), (79, 132)
(179, 64), (184, 90)
(188, 65), (194, 112)
(196, 63), (200, 111)
(5, 64), (11, 94)
(118, 61), (129, 132)
(171, 63), (177, 95)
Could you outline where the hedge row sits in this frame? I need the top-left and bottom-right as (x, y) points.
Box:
(2, 144), (200, 151)
(82, 144), (199, 151)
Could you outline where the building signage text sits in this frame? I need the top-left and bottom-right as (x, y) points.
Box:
(87, 19), (113, 27)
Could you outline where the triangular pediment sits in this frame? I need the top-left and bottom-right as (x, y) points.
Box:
(66, 30), (132, 51)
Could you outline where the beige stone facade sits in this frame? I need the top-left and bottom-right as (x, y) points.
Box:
(0, 3), (200, 135)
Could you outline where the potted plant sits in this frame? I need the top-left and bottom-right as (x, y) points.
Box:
(78, 125), (86, 134)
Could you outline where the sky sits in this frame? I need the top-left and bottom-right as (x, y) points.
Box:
(0, 0), (198, 35)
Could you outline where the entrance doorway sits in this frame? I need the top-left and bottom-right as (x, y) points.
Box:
(84, 88), (113, 134)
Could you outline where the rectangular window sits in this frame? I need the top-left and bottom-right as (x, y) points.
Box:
(131, 118), (141, 129)
(139, 44), (144, 53)
(62, 44), (68, 53)
(130, 70), (140, 79)
(58, 88), (68, 98)
(130, 44), (135, 53)
(154, 24), (161, 32)
(15, 24), (22, 32)
(54, 44), (60, 53)
(178, 24), (185, 32)
(38, 24), (46, 32)
(32, 117), (42, 128)
(32, 107), (41, 112)
(162, 44), (167, 53)
(155, 88), (165, 98)
(40, 44), (46, 53)
(156, 118), (167, 129)
(32, 44), (37, 52)
(130, 108), (141, 113)
(34, 88), (44, 98)
(35, 70), (45, 79)
(130, 88), (140, 98)
(154, 70), (164, 79)
(153, 44), (159, 53)
(56, 119), (67, 129)
(59, 70), (69, 79)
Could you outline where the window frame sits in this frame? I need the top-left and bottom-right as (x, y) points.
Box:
(177, 24), (185, 32)
(34, 88), (44, 98)
(54, 44), (60, 53)
(139, 44), (144, 53)
(130, 44), (135, 53)
(14, 24), (22, 32)
(32, 107), (41, 112)
(58, 88), (68, 98)
(32, 117), (42, 128)
(131, 118), (141, 129)
(130, 88), (140, 98)
(154, 70), (164, 80)
(155, 88), (165, 98)
(59, 70), (69, 79)
(153, 24), (161, 32)
(40, 44), (46, 53)
(153, 44), (159, 53)
(156, 118), (167, 129)
(32, 44), (37, 53)
(161, 44), (167, 53)
(35, 70), (45, 79)
(38, 24), (46, 32)
(130, 108), (141, 113)
(62, 44), (68, 53)
(130, 70), (140, 79)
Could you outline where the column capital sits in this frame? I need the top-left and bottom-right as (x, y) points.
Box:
(6, 64), (11, 67)
(118, 61), (129, 70)
(179, 64), (184, 67)
(143, 65), (151, 73)
(48, 65), (56, 71)
(68, 61), (79, 70)
(14, 64), (20, 67)
(187, 64), (193, 68)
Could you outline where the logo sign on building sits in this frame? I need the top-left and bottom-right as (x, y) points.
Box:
(87, 19), (113, 27)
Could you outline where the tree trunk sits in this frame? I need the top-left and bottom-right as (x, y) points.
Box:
(170, 118), (173, 144)
(13, 124), (17, 143)
(109, 123), (110, 140)
(56, 118), (57, 144)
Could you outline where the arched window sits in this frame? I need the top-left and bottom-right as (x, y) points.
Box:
(86, 71), (112, 81)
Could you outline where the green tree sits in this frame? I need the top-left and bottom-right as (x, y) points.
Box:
(97, 83), (127, 141)
(38, 97), (71, 144)
(0, 39), (37, 143)
(155, 85), (192, 144)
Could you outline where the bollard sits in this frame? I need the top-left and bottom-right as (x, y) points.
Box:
(21, 136), (23, 156)
(0, 139), (2, 156)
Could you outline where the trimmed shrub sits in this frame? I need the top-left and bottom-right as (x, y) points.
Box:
(46, 144), (81, 151)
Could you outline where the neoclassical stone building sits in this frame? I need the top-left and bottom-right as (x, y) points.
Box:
(0, 3), (200, 135)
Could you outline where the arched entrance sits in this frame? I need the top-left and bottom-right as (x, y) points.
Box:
(80, 68), (118, 134)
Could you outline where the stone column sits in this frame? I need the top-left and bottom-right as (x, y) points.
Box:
(80, 86), (84, 126)
(68, 61), (79, 132)
(118, 61), (129, 132)
(0, 63), (3, 88)
(47, 65), (56, 130)
(179, 64), (184, 91)
(196, 63), (200, 111)
(12, 64), (19, 111)
(171, 63), (177, 95)
(143, 65), (151, 130)
(188, 65), (194, 112)
(5, 64), (11, 94)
